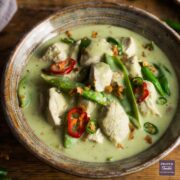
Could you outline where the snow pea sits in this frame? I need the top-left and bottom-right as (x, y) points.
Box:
(105, 54), (140, 128)
(106, 37), (123, 55)
(17, 76), (31, 108)
(154, 64), (170, 96)
(104, 54), (119, 71)
(77, 37), (91, 63)
(41, 73), (113, 106)
(64, 132), (78, 148)
(141, 66), (166, 97)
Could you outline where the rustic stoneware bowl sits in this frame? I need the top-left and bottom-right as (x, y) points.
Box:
(2, 2), (180, 178)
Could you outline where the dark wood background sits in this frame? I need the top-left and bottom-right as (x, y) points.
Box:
(0, 0), (179, 179)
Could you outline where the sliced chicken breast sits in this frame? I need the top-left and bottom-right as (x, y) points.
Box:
(111, 71), (124, 86)
(42, 42), (70, 62)
(70, 40), (81, 60)
(99, 101), (129, 147)
(80, 38), (113, 66)
(139, 80), (160, 116)
(88, 129), (105, 143)
(125, 55), (142, 78)
(89, 62), (113, 92)
(48, 88), (68, 126)
(121, 37), (136, 58)
(78, 98), (98, 117)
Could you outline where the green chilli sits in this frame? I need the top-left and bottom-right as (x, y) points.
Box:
(86, 120), (97, 134)
(156, 97), (167, 105)
(131, 77), (143, 86)
(144, 122), (158, 135)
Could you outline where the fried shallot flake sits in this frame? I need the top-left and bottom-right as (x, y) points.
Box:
(105, 85), (113, 93)
(112, 45), (119, 56)
(142, 60), (149, 67)
(116, 143), (124, 149)
(73, 67), (79, 72)
(69, 87), (83, 96)
(122, 53), (128, 62)
(65, 30), (72, 37)
(91, 31), (98, 38)
(144, 135), (152, 144)
(114, 85), (124, 97)
(79, 104), (87, 112)
(76, 87), (84, 94)
(128, 123), (135, 140)
(142, 60), (157, 73)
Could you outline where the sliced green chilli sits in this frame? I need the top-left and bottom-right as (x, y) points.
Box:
(144, 122), (158, 135)
(86, 120), (97, 134)
(156, 97), (167, 105)
(132, 77), (143, 86)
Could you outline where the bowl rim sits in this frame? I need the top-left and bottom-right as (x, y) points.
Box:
(2, 2), (180, 178)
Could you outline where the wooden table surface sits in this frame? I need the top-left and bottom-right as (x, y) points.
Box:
(0, 0), (179, 179)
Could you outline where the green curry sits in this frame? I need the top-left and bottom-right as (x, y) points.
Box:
(18, 25), (178, 162)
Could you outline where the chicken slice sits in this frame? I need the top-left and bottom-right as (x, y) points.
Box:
(42, 42), (70, 62)
(125, 55), (142, 78)
(121, 37), (136, 58)
(99, 101), (129, 147)
(111, 71), (124, 86)
(47, 88), (68, 126)
(139, 81), (160, 116)
(89, 62), (113, 92)
(80, 38), (113, 66)
(70, 40), (81, 60)
(78, 98), (97, 117)
(88, 129), (104, 143)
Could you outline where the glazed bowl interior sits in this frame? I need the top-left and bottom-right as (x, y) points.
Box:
(2, 2), (180, 178)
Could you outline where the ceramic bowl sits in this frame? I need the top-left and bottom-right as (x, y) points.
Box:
(2, 2), (180, 178)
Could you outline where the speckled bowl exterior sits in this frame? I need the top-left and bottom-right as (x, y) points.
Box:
(2, 2), (180, 178)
